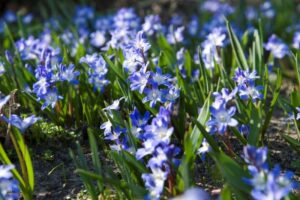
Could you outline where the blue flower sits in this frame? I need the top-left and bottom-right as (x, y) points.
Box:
(113, 8), (140, 31)
(142, 168), (168, 200)
(264, 35), (289, 59)
(144, 113), (173, 145)
(100, 120), (112, 135)
(0, 165), (14, 179)
(163, 86), (180, 103)
(143, 85), (163, 107)
(248, 165), (297, 200)
(188, 16), (199, 36)
(242, 145), (298, 200)
(296, 107), (300, 120)
(23, 13), (33, 24)
(4, 10), (17, 23)
(103, 97), (125, 111)
(0, 62), (5, 76)
(243, 145), (268, 168)
(167, 26), (185, 44)
(147, 147), (168, 169)
(90, 31), (106, 47)
(80, 53), (99, 66)
(94, 17), (112, 31)
(59, 64), (80, 84)
(149, 67), (171, 87)
(129, 64), (150, 93)
(1, 114), (41, 133)
(233, 68), (259, 86)
(136, 137), (159, 159)
(0, 165), (20, 200)
(126, 31), (151, 56)
(238, 83), (263, 102)
(142, 15), (163, 36)
(293, 32), (300, 49)
(169, 14), (183, 27)
(104, 126), (126, 141)
(74, 5), (94, 21)
(206, 101), (238, 134)
(171, 187), (210, 200)
(0, 95), (10, 110)
(88, 75), (110, 92)
(123, 48), (144, 73)
(213, 88), (237, 103)
(238, 124), (250, 136)
(260, 1), (275, 19)
(130, 108), (150, 128)
(197, 139), (211, 161)
(40, 89), (63, 110)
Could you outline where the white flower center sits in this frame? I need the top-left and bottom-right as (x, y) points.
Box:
(216, 111), (229, 123)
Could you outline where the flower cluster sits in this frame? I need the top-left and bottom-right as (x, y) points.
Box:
(243, 145), (297, 200)
(0, 165), (19, 200)
(100, 98), (132, 152)
(133, 107), (179, 199)
(125, 31), (180, 108)
(80, 54), (109, 91)
(201, 28), (226, 69)
(233, 68), (263, 102)
(15, 33), (82, 110)
(264, 35), (289, 59)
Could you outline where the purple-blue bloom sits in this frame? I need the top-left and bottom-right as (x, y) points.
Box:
(167, 26), (185, 44)
(243, 145), (298, 200)
(206, 100), (238, 134)
(113, 8), (140, 31)
(58, 64), (80, 84)
(130, 108), (150, 128)
(40, 89), (63, 110)
(0, 165), (19, 200)
(296, 107), (300, 120)
(238, 83), (263, 102)
(129, 64), (150, 93)
(213, 88), (237, 103)
(293, 32), (300, 49)
(1, 114), (41, 133)
(264, 35), (289, 59)
(0, 95), (10, 110)
(233, 68), (259, 86)
(243, 145), (268, 169)
(143, 85), (164, 108)
(90, 31), (106, 48)
(142, 15), (163, 36)
(149, 67), (171, 87)
(142, 167), (168, 200)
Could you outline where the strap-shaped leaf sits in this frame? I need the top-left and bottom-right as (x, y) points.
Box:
(226, 21), (249, 69)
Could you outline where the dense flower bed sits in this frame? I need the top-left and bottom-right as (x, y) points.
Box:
(0, 0), (300, 199)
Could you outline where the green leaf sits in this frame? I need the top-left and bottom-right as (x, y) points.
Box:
(261, 70), (282, 139)
(102, 54), (126, 83)
(70, 143), (99, 200)
(248, 102), (262, 146)
(226, 21), (249, 69)
(189, 95), (211, 148)
(220, 184), (232, 200)
(10, 128), (34, 196)
(184, 50), (192, 78)
(88, 128), (104, 192)
(0, 144), (26, 191)
(282, 135), (300, 154)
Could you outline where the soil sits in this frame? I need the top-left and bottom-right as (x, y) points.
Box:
(32, 139), (86, 200)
